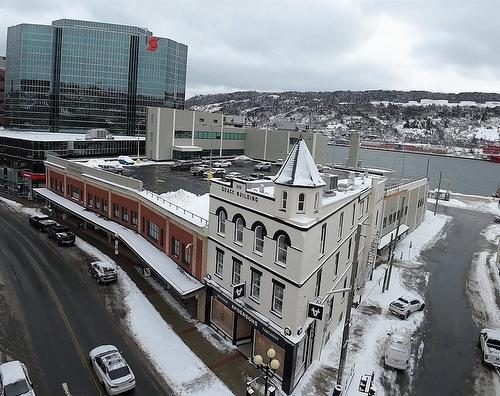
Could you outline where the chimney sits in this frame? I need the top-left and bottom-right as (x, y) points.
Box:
(347, 131), (360, 168)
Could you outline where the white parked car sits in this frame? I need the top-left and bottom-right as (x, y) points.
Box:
(89, 345), (136, 395)
(389, 295), (425, 319)
(90, 261), (118, 284)
(384, 330), (411, 370)
(0, 360), (36, 396)
(254, 162), (271, 171)
(225, 172), (243, 180)
(479, 328), (500, 368)
(213, 160), (232, 168)
(203, 168), (226, 178)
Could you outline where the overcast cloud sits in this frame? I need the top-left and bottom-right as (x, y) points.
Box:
(1, 0), (499, 98)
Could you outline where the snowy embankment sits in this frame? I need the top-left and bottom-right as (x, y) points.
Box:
(293, 210), (450, 396)
(76, 239), (233, 396)
(468, 222), (500, 395)
(428, 193), (500, 216)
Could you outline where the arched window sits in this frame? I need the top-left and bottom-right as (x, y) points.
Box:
(254, 225), (264, 253)
(234, 217), (244, 243)
(298, 193), (305, 212)
(276, 234), (289, 264)
(314, 192), (319, 212)
(217, 210), (226, 235)
(281, 191), (288, 210)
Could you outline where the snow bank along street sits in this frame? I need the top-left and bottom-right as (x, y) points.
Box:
(76, 240), (233, 396)
(0, 196), (232, 396)
(293, 210), (451, 396)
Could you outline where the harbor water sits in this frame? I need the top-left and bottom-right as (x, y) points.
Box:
(326, 146), (500, 196)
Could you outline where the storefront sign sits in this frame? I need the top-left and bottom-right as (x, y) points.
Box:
(307, 302), (324, 321)
(232, 282), (246, 300)
(213, 290), (288, 348)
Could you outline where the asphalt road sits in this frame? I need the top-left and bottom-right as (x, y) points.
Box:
(0, 202), (172, 395)
(414, 206), (493, 396)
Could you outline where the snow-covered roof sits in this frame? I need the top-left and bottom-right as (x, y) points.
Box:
(0, 129), (143, 142)
(273, 139), (326, 187)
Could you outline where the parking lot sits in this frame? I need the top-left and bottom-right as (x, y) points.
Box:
(128, 159), (279, 195)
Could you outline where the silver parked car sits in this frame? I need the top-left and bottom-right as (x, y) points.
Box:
(479, 328), (500, 368)
(89, 345), (136, 395)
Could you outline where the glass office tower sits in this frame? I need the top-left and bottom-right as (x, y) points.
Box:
(5, 19), (187, 135)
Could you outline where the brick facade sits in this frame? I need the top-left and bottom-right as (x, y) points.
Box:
(45, 168), (207, 283)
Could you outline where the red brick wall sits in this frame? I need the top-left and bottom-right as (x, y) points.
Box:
(66, 176), (84, 205)
(195, 238), (204, 279)
(86, 184), (109, 217)
(168, 222), (194, 271)
(110, 192), (139, 229)
(47, 169), (65, 196)
(140, 204), (167, 250)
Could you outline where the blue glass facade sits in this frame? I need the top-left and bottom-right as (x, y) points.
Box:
(5, 19), (187, 135)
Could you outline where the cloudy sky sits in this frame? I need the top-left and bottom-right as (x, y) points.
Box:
(1, 0), (499, 98)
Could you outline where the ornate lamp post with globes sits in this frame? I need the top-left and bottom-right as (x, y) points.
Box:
(246, 347), (281, 396)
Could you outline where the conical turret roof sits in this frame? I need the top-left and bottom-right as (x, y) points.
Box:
(273, 139), (326, 187)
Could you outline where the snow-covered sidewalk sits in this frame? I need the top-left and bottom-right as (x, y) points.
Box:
(428, 192), (500, 216)
(293, 210), (450, 396)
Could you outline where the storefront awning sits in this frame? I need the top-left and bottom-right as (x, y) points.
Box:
(173, 145), (203, 152)
(34, 188), (204, 297)
(378, 224), (410, 250)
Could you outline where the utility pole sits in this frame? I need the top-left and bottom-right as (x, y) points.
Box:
(337, 223), (363, 387)
(386, 196), (405, 291)
(434, 170), (442, 216)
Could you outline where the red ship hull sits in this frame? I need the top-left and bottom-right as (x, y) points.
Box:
(489, 154), (500, 163)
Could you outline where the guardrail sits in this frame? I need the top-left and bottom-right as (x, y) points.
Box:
(141, 189), (209, 227)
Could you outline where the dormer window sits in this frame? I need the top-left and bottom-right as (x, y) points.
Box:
(314, 192), (319, 212)
(298, 193), (305, 212)
(281, 191), (288, 210)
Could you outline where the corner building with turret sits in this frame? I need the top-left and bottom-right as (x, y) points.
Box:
(204, 139), (386, 393)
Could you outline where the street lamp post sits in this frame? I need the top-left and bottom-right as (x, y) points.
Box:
(247, 348), (280, 396)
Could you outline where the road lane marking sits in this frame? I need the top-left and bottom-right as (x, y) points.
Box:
(62, 382), (72, 396)
(2, 219), (105, 396)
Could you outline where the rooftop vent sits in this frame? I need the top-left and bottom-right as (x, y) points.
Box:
(322, 174), (339, 195)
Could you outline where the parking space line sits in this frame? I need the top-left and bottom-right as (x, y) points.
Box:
(62, 382), (72, 396)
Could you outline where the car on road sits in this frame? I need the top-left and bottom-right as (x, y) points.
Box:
(479, 328), (500, 368)
(89, 345), (136, 395)
(190, 164), (210, 176)
(90, 261), (118, 284)
(225, 172), (243, 180)
(203, 168), (226, 178)
(29, 215), (57, 232)
(0, 360), (36, 396)
(254, 162), (272, 171)
(117, 156), (135, 166)
(213, 160), (232, 168)
(389, 295), (425, 319)
(171, 160), (194, 171)
(384, 330), (411, 370)
(494, 215), (500, 223)
(47, 224), (76, 246)
(275, 158), (284, 166)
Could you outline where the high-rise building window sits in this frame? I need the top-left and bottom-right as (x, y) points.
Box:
(320, 223), (327, 256)
(148, 222), (159, 241)
(338, 212), (344, 239)
(298, 193), (305, 212)
(217, 210), (226, 235)
(281, 191), (287, 210)
(276, 234), (289, 265)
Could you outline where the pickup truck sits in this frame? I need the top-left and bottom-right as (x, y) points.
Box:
(479, 328), (500, 368)
(47, 224), (76, 246)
